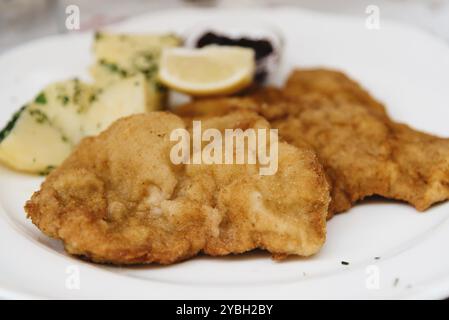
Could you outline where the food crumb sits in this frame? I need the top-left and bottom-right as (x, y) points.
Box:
(393, 278), (399, 287)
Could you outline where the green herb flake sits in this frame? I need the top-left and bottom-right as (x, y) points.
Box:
(73, 80), (81, 104)
(141, 65), (157, 79)
(29, 109), (49, 124)
(99, 59), (128, 77)
(94, 32), (103, 41)
(62, 96), (69, 105)
(39, 165), (55, 176)
(89, 93), (97, 103)
(35, 92), (47, 104)
(0, 105), (26, 142)
(58, 95), (70, 105)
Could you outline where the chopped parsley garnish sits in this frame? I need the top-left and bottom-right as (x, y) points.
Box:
(73, 79), (82, 104)
(94, 32), (103, 41)
(35, 92), (47, 104)
(134, 52), (159, 79)
(89, 93), (97, 103)
(62, 96), (69, 105)
(29, 109), (49, 124)
(39, 165), (55, 176)
(0, 105), (26, 142)
(58, 95), (70, 105)
(99, 59), (128, 77)
(142, 65), (157, 79)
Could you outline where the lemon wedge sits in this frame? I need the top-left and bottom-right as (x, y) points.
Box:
(159, 46), (255, 96)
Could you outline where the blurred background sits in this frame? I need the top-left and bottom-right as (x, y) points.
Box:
(1, 0), (449, 52)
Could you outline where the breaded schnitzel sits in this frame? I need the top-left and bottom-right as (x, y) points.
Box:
(26, 111), (329, 264)
(283, 69), (388, 118)
(176, 69), (449, 217)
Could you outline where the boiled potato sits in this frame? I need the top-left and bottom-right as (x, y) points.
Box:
(0, 107), (72, 174)
(0, 32), (179, 174)
(83, 74), (148, 136)
(90, 32), (181, 110)
(0, 79), (91, 173)
(0, 75), (148, 174)
(31, 79), (95, 144)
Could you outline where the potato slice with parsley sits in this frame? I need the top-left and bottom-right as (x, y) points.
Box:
(90, 32), (181, 110)
(83, 74), (148, 136)
(0, 32), (178, 174)
(0, 106), (72, 174)
(33, 79), (95, 143)
(0, 79), (92, 173)
(0, 75), (148, 174)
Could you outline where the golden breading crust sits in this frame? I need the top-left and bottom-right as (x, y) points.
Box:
(25, 111), (330, 264)
(176, 69), (449, 217)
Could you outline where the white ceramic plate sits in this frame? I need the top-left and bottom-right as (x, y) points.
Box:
(1, 7), (449, 300)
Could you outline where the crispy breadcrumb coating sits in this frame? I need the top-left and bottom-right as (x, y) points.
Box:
(26, 111), (329, 264)
(176, 69), (449, 217)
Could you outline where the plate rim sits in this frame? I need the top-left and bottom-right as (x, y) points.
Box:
(1, 6), (449, 300)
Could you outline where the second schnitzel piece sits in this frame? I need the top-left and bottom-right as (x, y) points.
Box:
(26, 111), (329, 264)
(279, 69), (449, 215)
(176, 69), (449, 217)
(282, 69), (388, 118)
